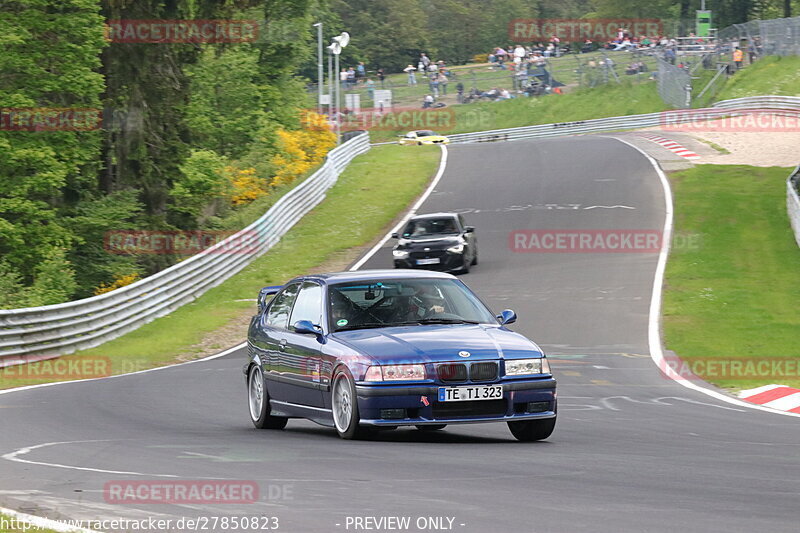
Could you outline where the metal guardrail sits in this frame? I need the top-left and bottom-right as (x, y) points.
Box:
(445, 95), (800, 145)
(788, 165), (800, 249)
(4, 96), (800, 367)
(0, 133), (371, 367)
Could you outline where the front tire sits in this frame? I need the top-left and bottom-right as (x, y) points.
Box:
(332, 367), (369, 440)
(507, 417), (556, 441)
(248, 365), (288, 430)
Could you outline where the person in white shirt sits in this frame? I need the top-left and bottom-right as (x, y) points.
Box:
(514, 45), (526, 64)
(404, 64), (417, 85)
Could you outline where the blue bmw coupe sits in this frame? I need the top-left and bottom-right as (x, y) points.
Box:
(244, 270), (556, 440)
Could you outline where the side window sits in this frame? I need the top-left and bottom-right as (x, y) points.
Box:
(289, 282), (323, 329)
(265, 283), (300, 329)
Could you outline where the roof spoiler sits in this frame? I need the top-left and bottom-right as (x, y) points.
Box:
(257, 285), (283, 312)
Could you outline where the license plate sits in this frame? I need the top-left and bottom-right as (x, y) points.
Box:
(438, 385), (503, 402)
(416, 258), (440, 265)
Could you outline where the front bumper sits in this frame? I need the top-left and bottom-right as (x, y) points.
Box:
(355, 378), (556, 426)
(394, 254), (466, 272)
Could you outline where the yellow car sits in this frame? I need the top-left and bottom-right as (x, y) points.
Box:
(397, 130), (450, 145)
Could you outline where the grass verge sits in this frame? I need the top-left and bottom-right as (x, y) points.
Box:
(368, 79), (666, 142)
(0, 513), (62, 533)
(663, 164), (800, 391)
(0, 145), (441, 390)
(715, 55), (800, 101)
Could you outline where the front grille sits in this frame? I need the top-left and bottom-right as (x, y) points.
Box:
(409, 250), (447, 260)
(431, 399), (506, 418)
(438, 363), (467, 382)
(469, 362), (498, 382)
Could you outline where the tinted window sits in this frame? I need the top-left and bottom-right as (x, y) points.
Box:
(289, 282), (323, 328)
(402, 217), (459, 237)
(265, 283), (300, 329)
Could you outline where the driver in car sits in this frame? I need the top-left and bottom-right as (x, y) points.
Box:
(403, 285), (446, 321)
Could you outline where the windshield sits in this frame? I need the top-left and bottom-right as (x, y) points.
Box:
(328, 278), (497, 332)
(401, 217), (459, 237)
(416, 130), (435, 137)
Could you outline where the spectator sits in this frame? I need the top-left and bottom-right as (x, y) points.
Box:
(438, 72), (448, 95)
(339, 68), (348, 90)
(422, 94), (434, 109)
(365, 78), (375, 100)
(733, 47), (744, 70)
(356, 62), (366, 81)
(514, 44), (526, 64)
(456, 81), (464, 103)
(420, 53), (431, 71)
(377, 68), (386, 87)
(346, 67), (356, 88)
(550, 35), (561, 57)
(429, 72), (439, 98)
(404, 64), (417, 85)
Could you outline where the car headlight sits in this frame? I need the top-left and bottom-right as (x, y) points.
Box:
(505, 357), (550, 376)
(392, 249), (410, 259)
(364, 364), (426, 382)
(446, 243), (464, 254)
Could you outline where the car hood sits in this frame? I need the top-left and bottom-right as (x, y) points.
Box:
(396, 236), (461, 250)
(330, 324), (542, 364)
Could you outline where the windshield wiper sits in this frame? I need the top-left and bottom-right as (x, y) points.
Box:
(335, 322), (388, 331)
(397, 318), (481, 325)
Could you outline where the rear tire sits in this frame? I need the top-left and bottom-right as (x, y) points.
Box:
(248, 365), (288, 430)
(507, 417), (556, 441)
(416, 424), (447, 431)
(332, 367), (370, 440)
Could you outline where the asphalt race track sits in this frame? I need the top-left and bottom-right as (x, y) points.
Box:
(1, 137), (798, 533)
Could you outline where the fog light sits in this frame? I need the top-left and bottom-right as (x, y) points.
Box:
(526, 401), (550, 413)
(380, 408), (407, 419)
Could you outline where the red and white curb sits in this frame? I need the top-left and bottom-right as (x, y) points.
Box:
(738, 384), (800, 414)
(638, 133), (701, 160)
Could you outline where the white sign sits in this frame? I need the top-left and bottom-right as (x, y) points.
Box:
(345, 93), (361, 114)
(373, 89), (392, 111)
(319, 94), (330, 105)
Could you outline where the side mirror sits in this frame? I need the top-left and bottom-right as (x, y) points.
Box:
(293, 320), (321, 335)
(464, 226), (475, 233)
(496, 309), (517, 325)
(391, 232), (400, 239)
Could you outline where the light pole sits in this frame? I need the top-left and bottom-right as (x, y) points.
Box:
(330, 32), (350, 144)
(313, 22), (323, 115)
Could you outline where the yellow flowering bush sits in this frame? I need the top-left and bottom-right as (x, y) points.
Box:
(269, 111), (336, 187)
(94, 273), (140, 296)
(227, 166), (265, 205)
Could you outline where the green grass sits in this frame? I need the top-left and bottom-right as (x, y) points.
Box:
(0, 145), (441, 390)
(663, 165), (800, 391)
(0, 513), (62, 533)
(715, 55), (800, 101)
(369, 79), (666, 142)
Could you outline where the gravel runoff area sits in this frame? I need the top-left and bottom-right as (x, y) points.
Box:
(645, 114), (800, 167)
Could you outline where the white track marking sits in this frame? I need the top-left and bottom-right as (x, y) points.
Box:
(349, 145), (449, 271)
(2, 441), (178, 478)
(0, 343), (245, 397)
(614, 137), (800, 418)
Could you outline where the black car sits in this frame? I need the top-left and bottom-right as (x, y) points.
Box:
(391, 213), (477, 273)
